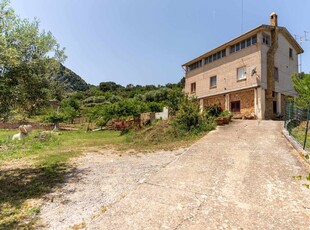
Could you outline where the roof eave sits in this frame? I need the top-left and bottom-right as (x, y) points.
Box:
(182, 24), (304, 67)
(182, 25), (267, 67)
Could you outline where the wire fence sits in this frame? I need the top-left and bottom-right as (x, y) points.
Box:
(284, 101), (310, 151)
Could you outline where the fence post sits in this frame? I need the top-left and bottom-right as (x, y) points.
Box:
(288, 101), (293, 135)
(303, 104), (310, 150)
(284, 101), (287, 128)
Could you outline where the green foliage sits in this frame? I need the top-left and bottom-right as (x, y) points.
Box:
(108, 95), (122, 103)
(173, 97), (216, 135)
(106, 99), (149, 117)
(204, 104), (223, 117)
(0, 0), (66, 119)
(292, 72), (310, 108)
(218, 110), (232, 118)
(44, 111), (65, 130)
(148, 102), (164, 112)
(44, 112), (65, 124)
(61, 98), (80, 111)
(144, 88), (170, 102)
(99, 81), (124, 92)
(82, 96), (110, 107)
(167, 88), (184, 115)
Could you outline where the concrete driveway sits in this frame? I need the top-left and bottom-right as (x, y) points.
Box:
(88, 120), (310, 229)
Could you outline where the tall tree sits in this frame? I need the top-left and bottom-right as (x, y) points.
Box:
(292, 72), (310, 108)
(0, 0), (66, 118)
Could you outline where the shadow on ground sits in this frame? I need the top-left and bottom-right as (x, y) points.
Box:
(0, 163), (71, 229)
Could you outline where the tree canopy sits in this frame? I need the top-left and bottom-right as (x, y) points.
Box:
(0, 0), (66, 118)
(292, 72), (310, 108)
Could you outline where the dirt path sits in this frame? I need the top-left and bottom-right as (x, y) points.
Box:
(38, 148), (185, 229)
(39, 121), (310, 229)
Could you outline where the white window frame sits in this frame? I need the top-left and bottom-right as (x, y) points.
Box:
(237, 66), (247, 81)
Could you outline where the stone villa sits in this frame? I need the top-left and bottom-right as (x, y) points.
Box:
(183, 13), (303, 119)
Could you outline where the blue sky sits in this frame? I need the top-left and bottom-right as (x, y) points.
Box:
(11, 0), (310, 86)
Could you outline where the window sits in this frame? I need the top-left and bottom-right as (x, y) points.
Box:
(210, 76), (217, 88)
(289, 48), (293, 58)
(252, 35), (257, 44)
(236, 43), (240, 51)
(274, 67), (279, 82)
(204, 49), (226, 65)
(231, 101), (240, 113)
(262, 34), (271, 46)
(188, 60), (202, 71)
(237, 67), (247, 81)
(241, 40), (246, 49)
(231, 45), (236, 53)
(230, 35), (257, 54)
(213, 54), (217, 61)
(217, 52), (221, 59)
(208, 56), (212, 63)
(246, 38), (251, 47)
(191, 82), (196, 93)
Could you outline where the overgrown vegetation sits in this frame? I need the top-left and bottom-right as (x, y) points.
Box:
(291, 72), (310, 108)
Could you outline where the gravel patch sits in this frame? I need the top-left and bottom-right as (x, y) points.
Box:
(37, 148), (186, 229)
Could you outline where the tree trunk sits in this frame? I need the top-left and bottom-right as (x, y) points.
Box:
(53, 122), (60, 131)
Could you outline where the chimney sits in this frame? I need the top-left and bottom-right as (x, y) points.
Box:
(270, 12), (278, 27)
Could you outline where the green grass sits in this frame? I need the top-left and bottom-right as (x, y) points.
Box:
(291, 122), (310, 151)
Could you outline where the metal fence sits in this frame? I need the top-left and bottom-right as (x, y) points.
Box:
(284, 101), (310, 151)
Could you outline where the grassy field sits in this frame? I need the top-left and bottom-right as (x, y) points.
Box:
(291, 121), (310, 151)
(0, 126), (205, 229)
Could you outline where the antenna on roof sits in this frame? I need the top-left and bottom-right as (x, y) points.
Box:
(294, 31), (309, 72)
(305, 31), (309, 41)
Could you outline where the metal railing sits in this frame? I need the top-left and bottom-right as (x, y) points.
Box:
(284, 101), (310, 150)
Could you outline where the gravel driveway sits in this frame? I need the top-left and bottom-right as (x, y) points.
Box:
(39, 120), (310, 229)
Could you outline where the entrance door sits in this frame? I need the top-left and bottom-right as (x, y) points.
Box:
(231, 101), (240, 112)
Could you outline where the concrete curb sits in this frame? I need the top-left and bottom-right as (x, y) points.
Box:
(282, 129), (310, 163)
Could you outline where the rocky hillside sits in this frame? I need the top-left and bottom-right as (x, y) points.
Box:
(54, 64), (89, 92)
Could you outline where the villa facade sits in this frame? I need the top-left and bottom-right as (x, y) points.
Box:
(183, 13), (303, 119)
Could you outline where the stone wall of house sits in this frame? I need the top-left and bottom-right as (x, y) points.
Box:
(184, 44), (261, 99)
(229, 89), (255, 115)
(203, 95), (225, 110)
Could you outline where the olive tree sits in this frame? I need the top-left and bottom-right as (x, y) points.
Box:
(0, 0), (66, 119)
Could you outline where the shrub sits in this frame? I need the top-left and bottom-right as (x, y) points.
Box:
(147, 102), (164, 112)
(172, 97), (215, 136)
(44, 112), (66, 130)
(83, 96), (106, 105)
(218, 110), (232, 118)
(204, 104), (223, 117)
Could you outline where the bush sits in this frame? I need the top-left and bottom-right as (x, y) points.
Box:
(218, 110), (231, 118)
(147, 102), (164, 112)
(204, 104), (223, 117)
(172, 97), (215, 136)
(44, 112), (66, 130)
(83, 96), (106, 105)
